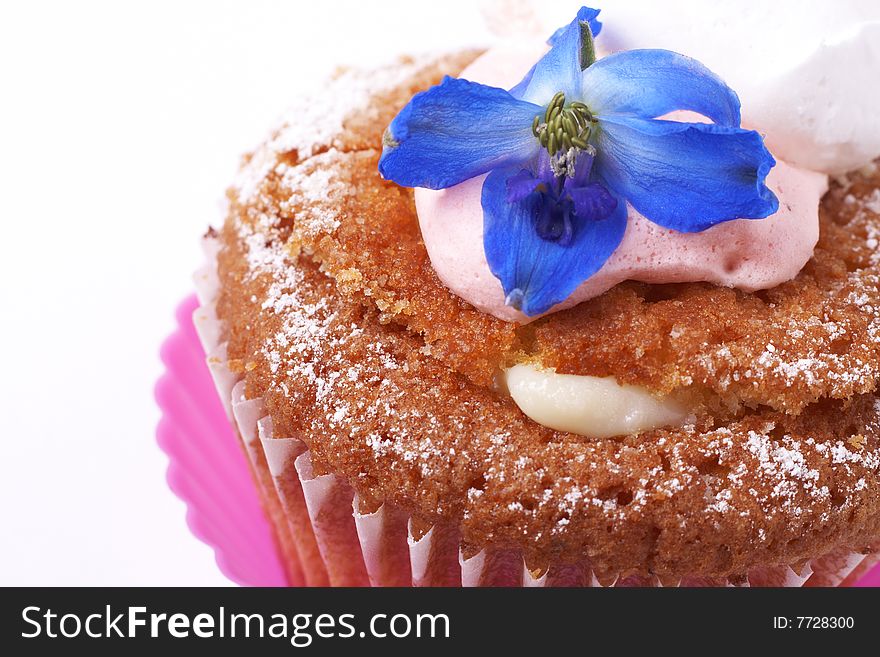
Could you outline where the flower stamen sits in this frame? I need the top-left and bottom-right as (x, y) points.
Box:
(534, 93), (598, 157)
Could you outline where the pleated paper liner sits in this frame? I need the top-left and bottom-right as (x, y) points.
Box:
(154, 238), (880, 587)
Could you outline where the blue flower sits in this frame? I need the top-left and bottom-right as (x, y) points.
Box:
(378, 6), (778, 316)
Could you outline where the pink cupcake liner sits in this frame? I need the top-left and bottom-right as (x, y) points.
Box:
(156, 294), (290, 586)
(154, 238), (880, 587)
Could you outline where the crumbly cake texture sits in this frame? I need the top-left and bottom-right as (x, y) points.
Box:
(215, 52), (880, 577)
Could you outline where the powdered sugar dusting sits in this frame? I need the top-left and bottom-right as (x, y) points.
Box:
(233, 54), (443, 203)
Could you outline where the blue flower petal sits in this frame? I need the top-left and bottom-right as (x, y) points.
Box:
(583, 50), (741, 127)
(506, 169), (543, 203)
(511, 7), (601, 100)
(482, 167), (627, 316)
(595, 115), (778, 232)
(519, 6), (601, 105)
(379, 77), (541, 190)
(548, 7), (602, 44)
(567, 183), (618, 221)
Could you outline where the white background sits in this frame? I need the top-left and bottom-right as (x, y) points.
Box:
(0, 0), (499, 585)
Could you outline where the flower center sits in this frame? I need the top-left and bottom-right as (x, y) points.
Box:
(532, 91), (597, 157)
(535, 194), (576, 245)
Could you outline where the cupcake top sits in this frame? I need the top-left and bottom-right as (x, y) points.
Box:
(413, 43), (827, 323)
(382, 4), (880, 322)
(381, 8), (779, 320)
(217, 7), (880, 577)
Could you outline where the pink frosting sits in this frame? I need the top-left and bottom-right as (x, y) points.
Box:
(414, 43), (829, 323)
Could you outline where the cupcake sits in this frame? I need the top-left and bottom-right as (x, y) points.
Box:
(192, 5), (880, 586)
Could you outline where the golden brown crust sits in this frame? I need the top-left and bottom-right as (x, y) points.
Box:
(214, 53), (880, 577)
